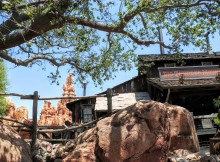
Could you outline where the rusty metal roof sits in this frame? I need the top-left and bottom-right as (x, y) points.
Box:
(147, 78), (220, 90)
(139, 52), (220, 62)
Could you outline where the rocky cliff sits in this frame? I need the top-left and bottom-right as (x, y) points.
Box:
(38, 72), (76, 126)
(56, 101), (199, 162)
(2, 98), (29, 125)
(0, 122), (32, 162)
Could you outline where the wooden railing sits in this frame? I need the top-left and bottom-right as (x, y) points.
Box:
(0, 89), (114, 147)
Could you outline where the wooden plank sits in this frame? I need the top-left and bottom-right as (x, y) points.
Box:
(107, 88), (112, 115)
(0, 116), (32, 128)
(20, 95), (34, 100)
(41, 139), (69, 142)
(0, 92), (32, 97)
(165, 88), (171, 103)
(38, 94), (106, 100)
(194, 113), (217, 119)
(31, 91), (38, 148)
(38, 111), (118, 133)
(38, 125), (66, 129)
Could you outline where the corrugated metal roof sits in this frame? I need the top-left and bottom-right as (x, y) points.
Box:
(138, 53), (220, 62)
(147, 78), (220, 89)
(95, 92), (150, 111)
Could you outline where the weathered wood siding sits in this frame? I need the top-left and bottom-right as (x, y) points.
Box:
(95, 92), (151, 111)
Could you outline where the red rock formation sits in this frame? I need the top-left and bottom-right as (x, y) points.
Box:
(168, 105), (200, 152)
(14, 106), (29, 121)
(0, 122), (32, 162)
(38, 100), (57, 126)
(1, 98), (32, 139)
(5, 97), (15, 118)
(61, 101), (199, 162)
(38, 72), (76, 126)
(63, 101), (171, 162)
(2, 98), (29, 126)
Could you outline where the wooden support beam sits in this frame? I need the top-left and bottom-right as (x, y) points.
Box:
(0, 92), (33, 98)
(165, 88), (171, 103)
(38, 110), (118, 133)
(31, 91), (38, 149)
(38, 94), (107, 100)
(0, 116), (32, 128)
(20, 95), (34, 100)
(107, 88), (112, 115)
(41, 139), (69, 142)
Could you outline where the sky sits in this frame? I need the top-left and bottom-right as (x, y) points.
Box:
(4, 34), (220, 119)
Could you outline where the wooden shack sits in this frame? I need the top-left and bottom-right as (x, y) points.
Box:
(138, 53), (220, 115)
(66, 77), (151, 123)
(139, 52), (220, 146)
(66, 52), (220, 146)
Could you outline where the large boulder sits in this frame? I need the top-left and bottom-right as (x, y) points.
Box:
(61, 101), (199, 162)
(0, 122), (32, 162)
(63, 101), (171, 162)
(168, 105), (200, 152)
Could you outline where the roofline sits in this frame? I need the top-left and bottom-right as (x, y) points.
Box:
(138, 51), (220, 56)
(66, 75), (140, 107)
(138, 52), (220, 62)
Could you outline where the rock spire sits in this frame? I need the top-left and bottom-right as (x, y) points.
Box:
(38, 72), (76, 126)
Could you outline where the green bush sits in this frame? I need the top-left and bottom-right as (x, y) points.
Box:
(213, 96), (220, 109)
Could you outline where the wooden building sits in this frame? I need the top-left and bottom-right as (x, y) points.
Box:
(139, 52), (220, 145)
(66, 76), (150, 124)
(138, 53), (220, 116)
(66, 52), (220, 145)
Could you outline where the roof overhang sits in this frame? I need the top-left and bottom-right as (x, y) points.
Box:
(147, 78), (220, 92)
(95, 92), (151, 111)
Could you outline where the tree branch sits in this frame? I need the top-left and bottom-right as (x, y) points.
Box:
(0, 0), (218, 52)
(0, 0), (47, 11)
(0, 50), (90, 73)
(68, 16), (172, 48)
(0, 13), (30, 36)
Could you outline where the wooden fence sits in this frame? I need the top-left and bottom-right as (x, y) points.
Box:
(0, 89), (114, 148)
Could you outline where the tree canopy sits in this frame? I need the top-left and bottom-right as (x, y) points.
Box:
(0, 60), (9, 116)
(0, 0), (219, 84)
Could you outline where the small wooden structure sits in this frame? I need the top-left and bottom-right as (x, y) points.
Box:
(66, 92), (150, 121)
(95, 92), (150, 112)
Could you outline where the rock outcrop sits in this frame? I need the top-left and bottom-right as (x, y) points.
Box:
(0, 122), (32, 162)
(2, 98), (29, 125)
(2, 98), (32, 139)
(38, 72), (75, 126)
(14, 106), (29, 121)
(58, 101), (199, 162)
(5, 97), (16, 118)
(168, 105), (200, 152)
(63, 101), (171, 162)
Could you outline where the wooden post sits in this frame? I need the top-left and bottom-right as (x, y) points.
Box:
(107, 88), (112, 115)
(31, 91), (38, 148)
(165, 88), (171, 103)
(158, 28), (165, 55)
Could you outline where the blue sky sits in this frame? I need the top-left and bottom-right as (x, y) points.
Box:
(5, 34), (220, 119)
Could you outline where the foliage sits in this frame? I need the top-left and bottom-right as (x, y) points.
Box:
(213, 96), (220, 109)
(214, 115), (220, 126)
(0, 60), (9, 116)
(0, 0), (220, 84)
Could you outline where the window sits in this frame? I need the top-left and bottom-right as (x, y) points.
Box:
(83, 107), (93, 123)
